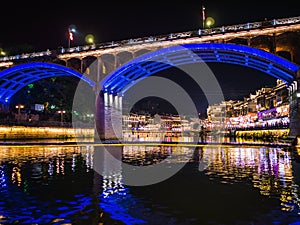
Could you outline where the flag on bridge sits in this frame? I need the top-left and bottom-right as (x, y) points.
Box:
(69, 31), (74, 41)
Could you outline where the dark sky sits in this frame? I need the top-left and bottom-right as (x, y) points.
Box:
(1, 1), (299, 114)
(1, 0), (299, 51)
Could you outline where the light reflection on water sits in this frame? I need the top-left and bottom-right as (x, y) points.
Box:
(201, 147), (299, 211)
(122, 131), (288, 146)
(0, 143), (299, 224)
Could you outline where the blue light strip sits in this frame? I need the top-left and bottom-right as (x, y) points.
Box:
(0, 62), (94, 103)
(102, 43), (299, 94)
(184, 43), (299, 72)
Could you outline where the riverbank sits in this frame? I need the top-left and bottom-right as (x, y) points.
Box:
(0, 126), (295, 149)
(0, 125), (94, 140)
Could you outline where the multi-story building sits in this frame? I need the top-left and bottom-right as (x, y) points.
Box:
(122, 113), (195, 132)
(207, 79), (289, 130)
(207, 101), (233, 132)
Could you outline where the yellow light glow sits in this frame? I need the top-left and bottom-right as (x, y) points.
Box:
(0, 50), (6, 56)
(206, 17), (215, 28)
(0, 62), (13, 67)
(0, 125), (94, 140)
(85, 34), (95, 44)
(15, 104), (24, 109)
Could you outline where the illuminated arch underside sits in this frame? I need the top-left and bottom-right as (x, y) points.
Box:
(0, 62), (94, 103)
(102, 43), (299, 94)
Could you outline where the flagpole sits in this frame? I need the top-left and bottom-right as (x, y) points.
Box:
(202, 5), (206, 29)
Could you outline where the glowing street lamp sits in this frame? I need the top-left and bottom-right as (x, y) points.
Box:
(15, 104), (24, 115)
(0, 48), (6, 56)
(85, 34), (95, 45)
(57, 110), (66, 125)
(206, 17), (215, 28)
(15, 104), (24, 122)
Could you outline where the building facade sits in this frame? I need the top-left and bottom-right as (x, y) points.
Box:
(207, 79), (289, 131)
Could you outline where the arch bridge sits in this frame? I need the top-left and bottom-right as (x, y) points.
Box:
(0, 16), (300, 141)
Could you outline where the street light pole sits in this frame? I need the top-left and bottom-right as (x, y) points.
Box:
(58, 110), (66, 126)
(202, 5), (206, 29)
(15, 104), (24, 123)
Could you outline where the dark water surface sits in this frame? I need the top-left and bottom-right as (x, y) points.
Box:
(0, 143), (300, 224)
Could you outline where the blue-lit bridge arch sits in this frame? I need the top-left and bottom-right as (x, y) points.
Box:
(0, 62), (94, 103)
(0, 43), (298, 103)
(0, 43), (299, 140)
(97, 43), (300, 140)
(102, 43), (300, 95)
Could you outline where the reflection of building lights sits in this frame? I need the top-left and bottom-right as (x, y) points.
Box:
(84, 146), (94, 171)
(48, 160), (53, 176)
(89, 146), (94, 169)
(61, 158), (65, 175)
(85, 151), (90, 172)
(202, 146), (296, 208)
(0, 167), (7, 188)
(11, 166), (22, 186)
(72, 154), (76, 172)
(56, 158), (60, 174)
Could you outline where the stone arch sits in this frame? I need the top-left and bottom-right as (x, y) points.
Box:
(66, 57), (82, 72)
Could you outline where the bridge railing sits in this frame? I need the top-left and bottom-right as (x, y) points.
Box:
(0, 16), (299, 63)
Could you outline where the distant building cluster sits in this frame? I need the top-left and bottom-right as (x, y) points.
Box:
(206, 79), (290, 131)
(122, 114), (199, 132)
(122, 79), (290, 133)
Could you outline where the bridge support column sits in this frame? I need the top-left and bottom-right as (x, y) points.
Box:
(289, 70), (300, 145)
(95, 91), (122, 141)
(271, 33), (277, 54)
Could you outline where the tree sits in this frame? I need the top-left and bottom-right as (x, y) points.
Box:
(10, 76), (81, 122)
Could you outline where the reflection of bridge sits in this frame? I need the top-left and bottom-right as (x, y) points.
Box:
(0, 16), (300, 141)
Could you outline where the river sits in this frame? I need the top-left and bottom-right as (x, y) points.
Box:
(0, 140), (299, 224)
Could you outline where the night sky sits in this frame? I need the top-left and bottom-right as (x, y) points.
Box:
(1, 0), (299, 50)
(1, 1), (299, 114)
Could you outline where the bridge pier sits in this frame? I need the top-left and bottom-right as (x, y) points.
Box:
(95, 91), (123, 141)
